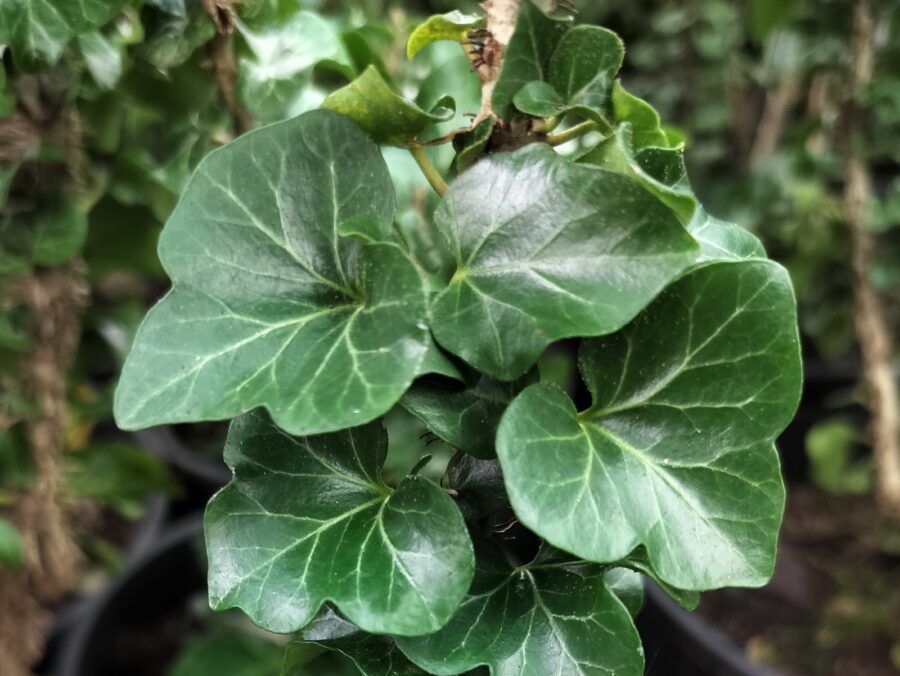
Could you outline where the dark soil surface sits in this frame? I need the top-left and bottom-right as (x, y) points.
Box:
(699, 486), (900, 675)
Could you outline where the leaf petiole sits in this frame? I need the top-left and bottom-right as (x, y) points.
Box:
(409, 145), (449, 197)
(545, 119), (600, 146)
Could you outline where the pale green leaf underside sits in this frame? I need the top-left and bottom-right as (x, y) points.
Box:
(397, 542), (643, 675)
(498, 260), (801, 590)
(0, 0), (126, 67)
(430, 144), (699, 380)
(406, 11), (482, 59)
(323, 66), (451, 145)
(114, 110), (429, 435)
(206, 411), (474, 635)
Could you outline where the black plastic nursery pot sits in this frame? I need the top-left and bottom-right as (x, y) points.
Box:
(639, 585), (784, 676)
(52, 515), (206, 676)
(40, 490), (169, 668)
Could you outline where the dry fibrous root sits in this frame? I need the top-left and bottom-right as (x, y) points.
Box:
(0, 264), (89, 675)
(202, 0), (238, 32)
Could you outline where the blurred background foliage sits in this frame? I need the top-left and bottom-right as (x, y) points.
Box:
(0, 0), (899, 674)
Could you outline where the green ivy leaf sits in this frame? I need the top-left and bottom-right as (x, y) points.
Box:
(206, 410), (475, 635)
(580, 126), (696, 223)
(284, 607), (426, 675)
(618, 548), (699, 611)
(541, 25), (624, 121)
(396, 541), (644, 675)
(443, 454), (507, 522)
(491, 3), (569, 119)
(138, 2), (216, 72)
(512, 80), (564, 118)
(452, 117), (494, 172)
(688, 208), (766, 262)
(407, 12), (483, 60)
(401, 370), (536, 458)
(0, 0), (128, 68)
(609, 81), (670, 150)
(497, 260), (802, 590)
(236, 12), (355, 122)
(430, 144), (698, 380)
(323, 66), (453, 145)
(114, 110), (430, 435)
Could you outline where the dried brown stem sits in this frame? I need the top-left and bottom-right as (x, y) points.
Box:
(840, 1), (900, 519)
(475, 0), (522, 123)
(204, 0), (253, 136)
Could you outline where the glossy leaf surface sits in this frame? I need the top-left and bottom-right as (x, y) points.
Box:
(397, 542), (643, 675)
(115, 110), (430, 435)
(430, 144), (699, 379)
(498, 260), (802, 590)
(401, 371), (535, 458)
(206, 411), (475, 635)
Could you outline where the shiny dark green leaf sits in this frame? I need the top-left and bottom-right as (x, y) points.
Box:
(115, 110), (430, 435)
(397, 541), (643, 675)
(497, 260), (802, 590)
(170, 628), (284, 676)
(430, 144), (698, 379)
(206, 410), (475, 635)
(402, 371), (535, 458)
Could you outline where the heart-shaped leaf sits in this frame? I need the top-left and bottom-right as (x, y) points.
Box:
(396, 541), (643, 675)
(323, 66), (454, 145)
(114, 110), (430, 435)
(206, 410), (475, 635)
(0, 0), (127, 68)
(497, 259), (802, 590)
(491, 3), (569, 119)
(407, 12), (483, 59)
(430, 144), (699, 380)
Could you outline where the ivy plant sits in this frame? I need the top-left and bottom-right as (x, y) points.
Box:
(115, 4), (802, 674)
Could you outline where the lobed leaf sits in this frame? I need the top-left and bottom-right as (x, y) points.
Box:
(430, 144), (698, 380)
(497, 259), (802, 590)
(206, 411), (475, 635)
(114, 110), (430, 435)
(396, 541), (644, 675)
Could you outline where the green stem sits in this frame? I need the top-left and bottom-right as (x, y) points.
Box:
(410, 145), (449, 197)
(537, 115), (562, 133)
(545, 120), (599, 146)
